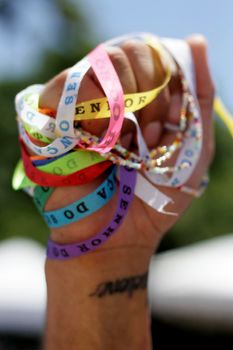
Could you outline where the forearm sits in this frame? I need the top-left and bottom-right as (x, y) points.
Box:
(44, 248), (152, 350)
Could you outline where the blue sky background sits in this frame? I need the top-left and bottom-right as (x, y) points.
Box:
(0, 0), (232, 109)
(78, 0), (233, 109)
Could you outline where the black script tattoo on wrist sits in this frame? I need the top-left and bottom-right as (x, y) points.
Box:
(89, 271), (148, 298)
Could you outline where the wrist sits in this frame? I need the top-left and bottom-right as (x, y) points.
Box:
(44, 248), (152, 350)
(45, 245), (151, 281)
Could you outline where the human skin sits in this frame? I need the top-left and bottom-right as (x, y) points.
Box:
(39, 35), (215, 350)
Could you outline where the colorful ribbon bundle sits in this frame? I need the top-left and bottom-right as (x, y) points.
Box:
(12, 33), (233, 260)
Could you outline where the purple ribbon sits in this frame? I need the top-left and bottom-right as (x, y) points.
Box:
(47, 166), (136, 259)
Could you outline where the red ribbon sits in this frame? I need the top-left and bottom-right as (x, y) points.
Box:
(20, 139), (112, 187)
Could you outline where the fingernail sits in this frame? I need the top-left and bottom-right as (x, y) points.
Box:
(143, 121), (162, 148)
(186, 34), (208, 57)
(187, 34), (207, 45)
(120, 132), (133, 149)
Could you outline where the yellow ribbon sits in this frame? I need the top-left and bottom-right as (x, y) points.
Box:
(214, 97), (233, 137)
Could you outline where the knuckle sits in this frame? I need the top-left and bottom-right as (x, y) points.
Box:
(199, 78), (215, 106)
(198, 93), (214, 112)
(121, 39), (147, 57)
(106, 46), (127, 67)
(81, 119), (107, 137)
(106, 44), (137, 92)
(53, 69), (68, 88)
(121, 39), (140, 51)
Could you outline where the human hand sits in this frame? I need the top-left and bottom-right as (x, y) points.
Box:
(40, 34), (215, 262)
(42, 34), (215, 350)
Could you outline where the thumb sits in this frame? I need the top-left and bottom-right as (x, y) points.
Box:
(186, 34), (215, 163)
(186, 34), (215, 111)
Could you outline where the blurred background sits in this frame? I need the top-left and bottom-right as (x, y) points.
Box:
(0, 0), (232, 349)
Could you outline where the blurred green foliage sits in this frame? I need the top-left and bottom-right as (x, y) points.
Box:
(0, 0), (94, 245)
(0, 0), (232, 250)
